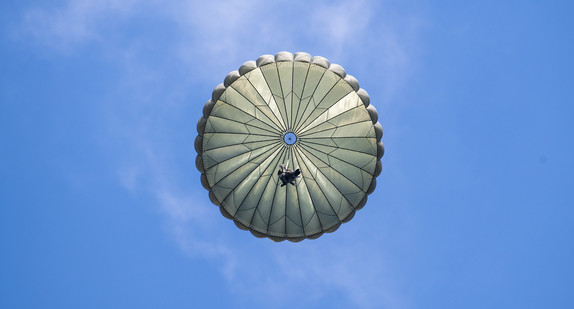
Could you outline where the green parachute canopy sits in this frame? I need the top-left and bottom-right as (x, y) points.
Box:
(195, 52), (384, 242)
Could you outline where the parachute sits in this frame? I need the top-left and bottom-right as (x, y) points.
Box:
(195, 52), (384, 242)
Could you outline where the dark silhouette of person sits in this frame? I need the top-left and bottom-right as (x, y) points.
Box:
(277, 164), (301, 187)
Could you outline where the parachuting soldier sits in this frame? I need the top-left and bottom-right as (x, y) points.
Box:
(278, 164), (300, 187)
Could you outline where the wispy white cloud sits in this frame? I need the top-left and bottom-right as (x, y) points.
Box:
(21, 0), (138, 51)
(114, 130), (238, 276)
(169, 0), (379, 75)
(310, 0), (374, 58)
(19, 0), (417, 84)
(268, 243), (403, 308)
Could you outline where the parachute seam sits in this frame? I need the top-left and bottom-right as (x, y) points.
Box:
(216, 97), (282, 134)
(203, 141), (280, 170)
(257, 64), (289, 132)
(203, 131), (276, 138)
(283, 146), (289, 235)
(265, 148), (288, 236)
(234, 144), (285, 229)
(236, 71), (285, 131)
(302, 139), (375, 156)
(299, 135), (374, 140)
(292, 145), (306, 234)
(291, 62), (310, 133)
(298, 145), (365, 197)
(297, 102), (364, 136)
(300, 141), (375, 175)
(219, 146), (283, 217)
(298, 120), (375, 139)
(296, 87), (355, 135)
(296, 145), (342, 230)
(202, 137), (279, 153)
(227, 83), (286, 133)
(245, 146), (286, 234)
(289, 62), (295, 131)
(294, 71), (345, 135)
(227, 151), (277, 218)
(210, 142), (282, 189)
(282, 146), (304, 236)
(298, 147), (356, 219)
(292, 64), (328, 131)
(293, 148), (325, 234)
(208, 113), (281, 135)
(273, 62), (290, 133)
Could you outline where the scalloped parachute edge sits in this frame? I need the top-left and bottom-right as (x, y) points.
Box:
(195, 51), (385, 242)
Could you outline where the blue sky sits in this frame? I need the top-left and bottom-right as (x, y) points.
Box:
(1, 0), (573, 308)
